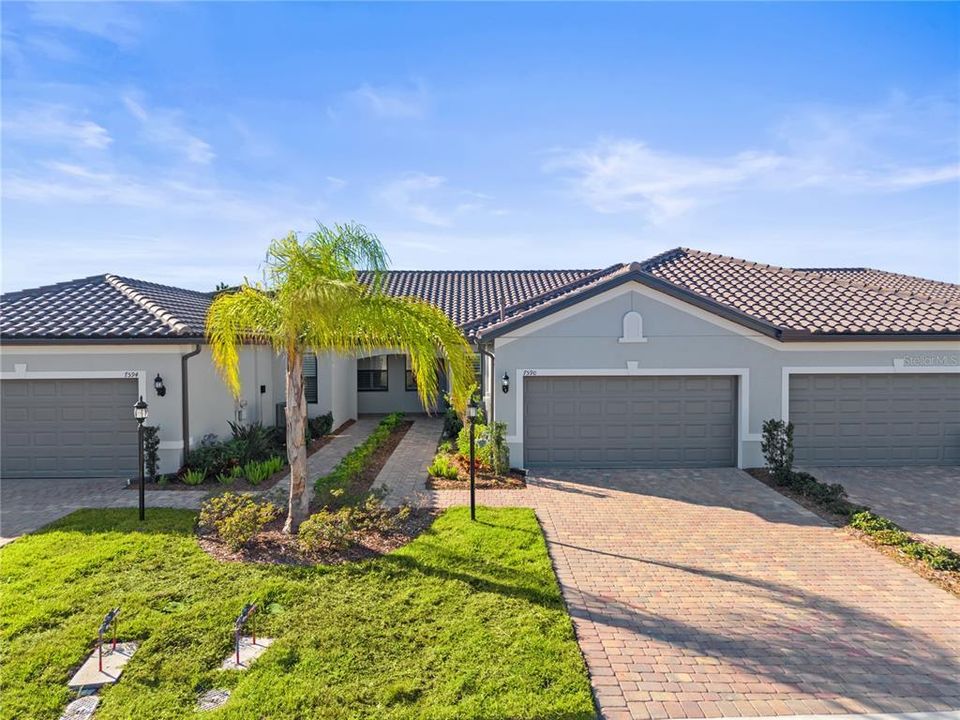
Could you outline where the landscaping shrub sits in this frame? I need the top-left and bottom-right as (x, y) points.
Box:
(872, 529), (912, 546)
(849, 511), (960, 571)
(351, 494), (410, 534)
(850, 511), (899, 533)
(243, 456), (284, 485)
(761, 419), (794, 480)
(182, 468), (205, 486)
(199, 492), (280, 550)
(441, 394), (463, 439)
(308, 412), (334, 441)
(456, 421), (509, 472)
(229, 421), (281, 464)
(428, 453), (459, 480)
(298, 508), (353, 552)
(143, 426), (161, 481)
(314, 412), (406, 504)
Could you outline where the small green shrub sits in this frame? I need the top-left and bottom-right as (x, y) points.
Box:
(298, 508), (354, 552)
(308, 412), (334, 441)
(872, 529), (912, 546)
(428, 453), (459, 480)
(441, 394), (463, 439)
(761, 419), (794, 481)
(215, 471), (234, 485)
(243, 456), (283, 485)
(456, 421), (509, 474)
(437, 440), (454, 454)
(351, 494), (410, 534)
(923, 545), (960, 572)
(182, 468), (206, 486)
(199, 492), (280, 550)
(849, 511), (900, 533)
(143, 426), (161, 481)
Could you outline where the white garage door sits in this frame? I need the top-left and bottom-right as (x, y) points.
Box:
(789, 373), (960, 466)
(1, 379), (140, 478)
(523, 375), (737, 468)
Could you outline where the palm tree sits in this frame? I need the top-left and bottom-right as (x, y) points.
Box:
(206, 224), (474, 532)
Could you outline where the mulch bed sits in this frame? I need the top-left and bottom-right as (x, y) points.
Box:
(426, 453), (526, 489)
(746, 467), (960, 598)
(136, 420), (356, 493)
(316, 421), (413, 508)
(197, 508), (438, 566)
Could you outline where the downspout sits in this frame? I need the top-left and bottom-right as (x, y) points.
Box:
(181, 344), (202, 466)
(479, 342), (496, 421)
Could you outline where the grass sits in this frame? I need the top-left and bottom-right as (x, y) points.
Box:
(0, 507), (593, 720)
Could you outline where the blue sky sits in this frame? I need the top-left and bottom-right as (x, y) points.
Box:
(2, 2), (958, 291)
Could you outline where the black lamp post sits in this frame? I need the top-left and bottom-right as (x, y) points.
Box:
(466, 399), (477, 521)
(134, 396), (149, 521)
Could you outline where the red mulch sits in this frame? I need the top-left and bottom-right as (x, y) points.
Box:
(137, 420), (356, 493)
(426, 452), (526, 490)
(197, 508), (438, 566)
(746, 467), (960, 597)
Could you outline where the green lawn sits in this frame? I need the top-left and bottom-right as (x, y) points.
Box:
(0, 507), (594, 720)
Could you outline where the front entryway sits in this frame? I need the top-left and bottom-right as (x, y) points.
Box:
(523, 375), (737, 468)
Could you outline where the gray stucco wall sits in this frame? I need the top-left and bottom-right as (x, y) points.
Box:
(491, 282), (960, 468)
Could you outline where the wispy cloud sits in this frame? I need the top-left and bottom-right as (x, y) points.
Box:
(2, 103), (112, 150)
(378, 172), (494, 227)
(28, 2), (140, 47)
(548, 93), (959, 222)
(123, 94), (214, 165)
(344, 80), (430, 119)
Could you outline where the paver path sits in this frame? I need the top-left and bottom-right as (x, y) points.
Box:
(377, 415), (444, 507)
(810, 466), (960, 553)
(425, 469), (960, 719)
(260, 416), (380, 506)
(0, 477), (206, 545)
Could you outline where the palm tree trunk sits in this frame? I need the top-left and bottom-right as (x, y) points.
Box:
(283, 348), (310, 533)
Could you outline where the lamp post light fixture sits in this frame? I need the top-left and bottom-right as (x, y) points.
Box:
(153, 373), (166, 397)
(501, 372), (510, 394)
(466, 399), (478, 521)
(134, 396), (149, 521)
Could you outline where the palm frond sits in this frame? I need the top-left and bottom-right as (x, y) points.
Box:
(206, 287), (283, 396)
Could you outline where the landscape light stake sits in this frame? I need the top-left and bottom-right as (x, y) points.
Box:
(134, 396), (149, 521)
(467, 400), (477, 521)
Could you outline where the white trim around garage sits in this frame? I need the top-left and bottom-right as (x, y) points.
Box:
(780, 364), (960, 423)
(506, 366), (757, 469)
(1, 367), (149, 400)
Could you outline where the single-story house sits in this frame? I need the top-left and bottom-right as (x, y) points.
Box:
(2, 247), (958, 478)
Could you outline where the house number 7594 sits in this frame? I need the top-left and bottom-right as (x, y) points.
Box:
(123, 371), (140, 378)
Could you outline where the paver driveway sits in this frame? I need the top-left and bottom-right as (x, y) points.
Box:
(434, 468), (960, 719)
(0, 477), (205, 545)
(811, 466), (960, 553)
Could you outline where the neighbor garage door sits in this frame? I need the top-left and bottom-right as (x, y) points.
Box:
(524, 375), (737, 467)
(1, 379), (140, 478)
(789, 373), (960, 466)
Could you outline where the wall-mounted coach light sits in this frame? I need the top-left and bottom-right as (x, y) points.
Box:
(501, 372), (510, 394)
(154, 373), (166, 397)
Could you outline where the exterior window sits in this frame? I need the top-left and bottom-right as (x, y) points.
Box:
(303, 353), (318, 404)
(405, 356), (417, 391)
(358, 356), (388, 392)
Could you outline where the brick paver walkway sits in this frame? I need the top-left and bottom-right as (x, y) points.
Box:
(426, 468), (960, 719)
(810, 466), (960, 553)
(0, 477), (206, 545)
(377, 415), (444, 507)
(260, 416), (380, 506)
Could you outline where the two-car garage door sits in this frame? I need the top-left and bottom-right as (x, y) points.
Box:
(1, 379), (139, 478)
(789, 373), (960, 466)
(524, 375), (737, 467)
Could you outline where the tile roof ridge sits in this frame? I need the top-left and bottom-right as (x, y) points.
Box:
(114, 274), (216, 298)
(463, 263), (625, 334)
(796, 267), (960, 309)
(365, 268), (604, 275)
(1, 274), (110, 301)
(105, 274), (192, 335)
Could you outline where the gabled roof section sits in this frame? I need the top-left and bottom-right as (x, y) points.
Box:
(476, 248), (960, 340)
(0, 275), (213, 341)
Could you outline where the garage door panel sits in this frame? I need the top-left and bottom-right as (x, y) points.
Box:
(524, 375), (736, 468)
(790, 373), (958, 466)
(1, 379), (139, 478)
